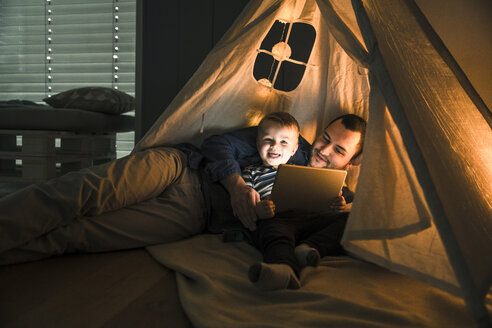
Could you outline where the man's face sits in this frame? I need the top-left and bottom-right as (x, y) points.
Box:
(309, 119), (361, 169)
(257, 121), (299, 168)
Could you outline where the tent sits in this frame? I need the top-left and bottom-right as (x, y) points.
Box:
(133, 0), (492, 323)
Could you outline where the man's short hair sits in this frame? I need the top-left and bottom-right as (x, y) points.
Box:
(258, 111), (300, 134)
(328, 114), (366, 159)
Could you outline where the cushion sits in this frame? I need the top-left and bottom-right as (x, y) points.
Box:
(43, 87), (135, 114)
(0, 107), (134, 133)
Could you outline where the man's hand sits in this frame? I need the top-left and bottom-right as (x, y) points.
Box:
(220, 174), (260, 231)
(330, 192), (352, 213)
(255, 198), (275, 219)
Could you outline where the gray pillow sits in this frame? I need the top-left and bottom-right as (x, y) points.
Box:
(43, 87), (135, 114)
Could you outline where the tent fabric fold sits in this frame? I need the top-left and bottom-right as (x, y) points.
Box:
(135, 0), (491, 323)
(344, 0), (491, 322)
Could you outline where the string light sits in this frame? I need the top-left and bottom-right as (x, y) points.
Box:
(258, 78), (273, 88)
(45, 0), (53, 97)
(112, 0), (119, 89)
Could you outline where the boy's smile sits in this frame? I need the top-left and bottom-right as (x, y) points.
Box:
(257, 121), (299, 169)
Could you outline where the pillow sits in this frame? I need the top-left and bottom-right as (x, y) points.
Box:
(43, 87), (135, 114)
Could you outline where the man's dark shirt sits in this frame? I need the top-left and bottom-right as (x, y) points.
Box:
(180, 126), (353, 234)
(200, 126), (311, 181)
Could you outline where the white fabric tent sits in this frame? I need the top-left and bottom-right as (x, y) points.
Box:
(134, 0), (492, 323)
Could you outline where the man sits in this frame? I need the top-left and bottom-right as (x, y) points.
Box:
(202, 114), (366, 231)
(0, 113), (365, 265)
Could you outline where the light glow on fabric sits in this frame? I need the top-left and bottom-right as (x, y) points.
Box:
(246, 109), (265, 127)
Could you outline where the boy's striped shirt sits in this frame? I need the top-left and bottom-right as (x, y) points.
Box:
(242, 165), (277, 199)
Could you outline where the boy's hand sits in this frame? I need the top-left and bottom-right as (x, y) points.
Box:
(255, 198), (275, 219)
(330, 191), (352, 213)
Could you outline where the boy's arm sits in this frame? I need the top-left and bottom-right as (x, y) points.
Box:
(255, 198), (275, 219)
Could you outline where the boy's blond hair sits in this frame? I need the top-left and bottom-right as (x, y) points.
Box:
(258, 112), (300, 134)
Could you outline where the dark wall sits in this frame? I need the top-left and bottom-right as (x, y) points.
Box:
(135, 0), (249, 141)
(416, 0), (492, 113)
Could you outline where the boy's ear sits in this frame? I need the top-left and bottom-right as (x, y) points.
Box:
(349, 153), (363, 167)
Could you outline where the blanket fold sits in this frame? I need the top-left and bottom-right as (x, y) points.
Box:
(147, 234), (477, 328)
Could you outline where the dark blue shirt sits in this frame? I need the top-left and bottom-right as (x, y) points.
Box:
(177, 126), (354, 204)
(178, 126), (355, 234)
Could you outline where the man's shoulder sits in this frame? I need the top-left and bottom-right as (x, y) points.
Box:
(226, 126), (258, 140)
(289, 136), (311, 166)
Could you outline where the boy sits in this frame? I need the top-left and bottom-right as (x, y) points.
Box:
(243, 112), (352, 291)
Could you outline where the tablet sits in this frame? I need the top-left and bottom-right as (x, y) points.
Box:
(270, 164), (347, 213)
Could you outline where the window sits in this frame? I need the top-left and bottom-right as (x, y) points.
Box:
(253, 20), (316, 92)
(0, 0), (136, 158)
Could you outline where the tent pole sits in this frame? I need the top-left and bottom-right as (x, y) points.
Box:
(351, 0), (490, 326)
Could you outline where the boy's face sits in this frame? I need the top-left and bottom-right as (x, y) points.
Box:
(310, 119), (361, 169)
(257, 121), (299, 168)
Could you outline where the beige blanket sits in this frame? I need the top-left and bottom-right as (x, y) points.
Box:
(147, 234), (479, 328)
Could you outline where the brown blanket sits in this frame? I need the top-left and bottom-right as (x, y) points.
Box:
(147, 234), (481, 327)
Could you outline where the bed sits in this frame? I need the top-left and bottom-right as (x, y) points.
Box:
(1, 233), (489, 327)
(0, 137), (490, 327)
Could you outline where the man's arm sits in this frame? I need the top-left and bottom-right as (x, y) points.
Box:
(201, 126), (311, 228)
(201, 126), (311, 182)
(201, 127), (261, 229)
(220, 174), (259, 230)
(201, 127), (259, 182)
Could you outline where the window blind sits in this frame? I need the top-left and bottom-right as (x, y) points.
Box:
(0, 0), (136, 158)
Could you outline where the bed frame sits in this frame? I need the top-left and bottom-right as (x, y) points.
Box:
(0, 249), (192, 328)
(0, 130), (116, 181)
(0, 106), (134, 182)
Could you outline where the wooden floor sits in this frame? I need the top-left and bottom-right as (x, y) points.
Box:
(0, 249), (193, 328)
